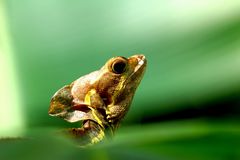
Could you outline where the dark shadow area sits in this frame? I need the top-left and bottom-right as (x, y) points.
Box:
(141, 92), (240, 124)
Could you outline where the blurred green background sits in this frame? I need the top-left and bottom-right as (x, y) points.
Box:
(0, 0), (240, 159)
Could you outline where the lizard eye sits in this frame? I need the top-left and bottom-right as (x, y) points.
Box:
(111, 58), (127, 74)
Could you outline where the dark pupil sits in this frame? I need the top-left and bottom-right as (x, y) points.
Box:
(113, 61), (126, 74)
